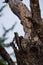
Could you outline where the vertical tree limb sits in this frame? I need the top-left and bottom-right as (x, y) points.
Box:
(30, 0), (43, 43)
(0, 45), (15, 65)
(30, 0), (41, 24)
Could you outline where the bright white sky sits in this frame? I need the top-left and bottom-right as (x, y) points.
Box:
(0, 0), (43, 62)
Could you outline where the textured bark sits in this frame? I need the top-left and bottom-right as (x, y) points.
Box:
(10, 33), (43, 65)
(8, 0), (43, 65)
(0, 45), (15, 65)
(0, 0), (43, 65)
(30, 0), (41, 24)
(30, 0), (43, 43)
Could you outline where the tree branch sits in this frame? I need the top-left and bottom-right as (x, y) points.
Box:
(0, 45), (15, 65)
(30, 0), (41, 24)
(30, 0), (43, 43)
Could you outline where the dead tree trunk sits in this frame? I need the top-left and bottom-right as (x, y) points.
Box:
(0, 0), (43, 65)
(30, 0), (43, 43)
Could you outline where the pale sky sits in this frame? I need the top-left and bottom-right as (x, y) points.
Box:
(0, 0), (43, 39)
(0, 0), (43, 62)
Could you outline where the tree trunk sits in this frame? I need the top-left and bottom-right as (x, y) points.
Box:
(0, 0), (43, 65)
